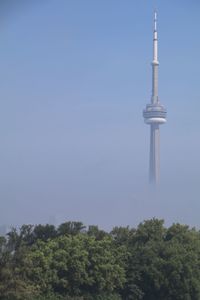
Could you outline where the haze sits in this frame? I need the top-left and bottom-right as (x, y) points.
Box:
(0, 0), (200, 229)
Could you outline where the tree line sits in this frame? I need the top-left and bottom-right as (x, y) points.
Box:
(1, 219), (200, 300)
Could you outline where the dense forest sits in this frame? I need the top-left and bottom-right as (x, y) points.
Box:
(1, 219), (200, 300)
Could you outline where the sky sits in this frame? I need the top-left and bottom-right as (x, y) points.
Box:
(0, 0), (200, 230)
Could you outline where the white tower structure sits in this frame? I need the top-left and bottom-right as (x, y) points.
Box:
(143, 12), (167, 184)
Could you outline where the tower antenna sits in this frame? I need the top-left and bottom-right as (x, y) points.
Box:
(154, 10), (157, 31)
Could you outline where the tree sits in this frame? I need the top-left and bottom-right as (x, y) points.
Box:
(57, 222), (86, 236)
(124, 219), (200, 300)
(25, 234), (126, 299)
(2, 219), (200, 300)
(87, 225), (108, 240)
(33, 224), (57, 242)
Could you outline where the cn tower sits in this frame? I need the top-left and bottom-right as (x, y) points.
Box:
(143, 12), (167, 184)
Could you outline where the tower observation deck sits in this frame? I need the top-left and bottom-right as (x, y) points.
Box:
(143, 12), (167, 184)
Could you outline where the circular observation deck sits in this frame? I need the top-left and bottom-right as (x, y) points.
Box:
(143, 103), (167, 124)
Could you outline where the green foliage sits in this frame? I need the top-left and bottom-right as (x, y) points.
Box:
(25, 234), (125, 298)
(57, 222), (86, 236)
(33, 224), (57, 242)
(1, 219), (200, 300)
(87, 225), (108, 240)
(123, 219), (200, 300)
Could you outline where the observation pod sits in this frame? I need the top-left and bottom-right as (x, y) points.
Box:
(143, 104), (167, 124)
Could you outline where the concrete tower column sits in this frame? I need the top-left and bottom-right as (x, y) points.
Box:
(149, 124), (160, 184)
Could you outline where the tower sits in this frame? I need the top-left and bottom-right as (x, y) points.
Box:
(143, 12), (167, 184)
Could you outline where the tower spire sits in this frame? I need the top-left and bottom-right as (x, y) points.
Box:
(153, 11), (158, 62)
(154, 10), (157, 31)
(152, 10), (159, 104)
(143, 11), (167, 185)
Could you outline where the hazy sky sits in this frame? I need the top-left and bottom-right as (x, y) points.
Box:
(0, 0), (200, 229)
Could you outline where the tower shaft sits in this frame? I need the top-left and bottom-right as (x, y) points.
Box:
(149, 124), (160, 184)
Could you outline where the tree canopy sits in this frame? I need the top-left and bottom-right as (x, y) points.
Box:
(0, 219), (200, 300)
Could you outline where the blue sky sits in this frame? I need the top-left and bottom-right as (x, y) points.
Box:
(0, 0), (200, 229)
